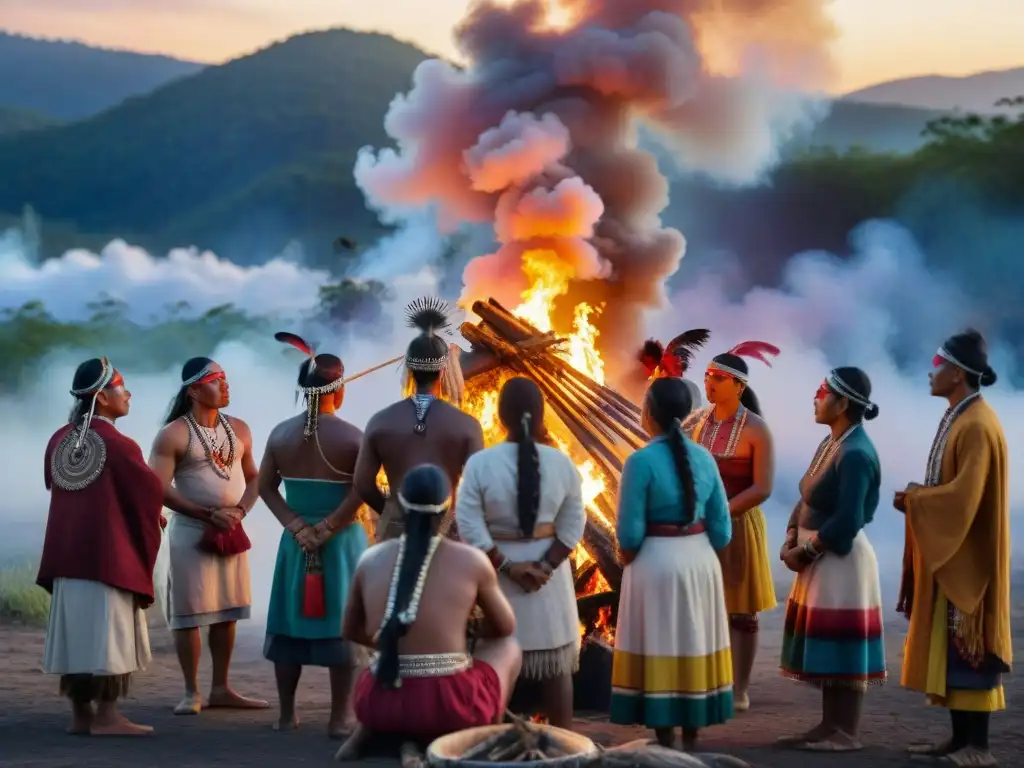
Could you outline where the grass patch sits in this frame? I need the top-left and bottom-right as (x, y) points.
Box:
(0, 562), (49, 625)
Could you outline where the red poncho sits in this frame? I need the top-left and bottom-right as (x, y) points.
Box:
(37, 419), (165, 605)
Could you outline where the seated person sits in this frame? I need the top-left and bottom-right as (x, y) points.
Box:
(336, 463), (521, 759)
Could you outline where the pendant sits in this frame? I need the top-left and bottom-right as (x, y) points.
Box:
(413, 422), (426, 434)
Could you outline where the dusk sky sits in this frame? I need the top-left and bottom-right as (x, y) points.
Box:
(1, 0), (1022, 93)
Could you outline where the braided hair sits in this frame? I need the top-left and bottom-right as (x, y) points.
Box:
(374, 464), (451, 689)
(646, 377), (697, 523)
(497, 377), (546, 537)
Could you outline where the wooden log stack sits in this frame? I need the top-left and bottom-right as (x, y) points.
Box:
(458, 299), (645, 594)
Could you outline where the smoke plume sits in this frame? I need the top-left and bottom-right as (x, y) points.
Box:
(355, 0), (834, 378)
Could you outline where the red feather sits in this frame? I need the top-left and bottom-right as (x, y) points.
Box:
(659, 354), (684, 377)
(728, 340), (781, 367)
(274, 331), (314, 357)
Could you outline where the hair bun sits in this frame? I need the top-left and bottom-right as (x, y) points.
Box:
(864, 402), (880, 421)
(980, 367), (997, 387)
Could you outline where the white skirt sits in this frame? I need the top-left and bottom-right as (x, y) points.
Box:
(498, 537), (580, 679)
(43, 577), (151, 676)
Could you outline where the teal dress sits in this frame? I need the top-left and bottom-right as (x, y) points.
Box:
(263, 478), (367, 666)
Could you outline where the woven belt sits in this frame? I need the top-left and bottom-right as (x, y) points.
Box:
(646, 521), (707, 537)
(370, 652), (473, 679)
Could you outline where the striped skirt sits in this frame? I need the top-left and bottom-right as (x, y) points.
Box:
(610, 535), (734, 729)
(780, 529), (886, 689)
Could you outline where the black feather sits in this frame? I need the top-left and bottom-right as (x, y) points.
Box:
(639, 339), (664, 361)
(405, 296), (452, 335)
(665, 328), (711, 367)
(274, 331), (314, 357)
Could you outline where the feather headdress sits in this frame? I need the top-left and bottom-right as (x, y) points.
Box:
(639, 329), (711, 379)
(405, 296), (452, 336)
(275, 330), (317, 374)
(728, 340), (780, 367)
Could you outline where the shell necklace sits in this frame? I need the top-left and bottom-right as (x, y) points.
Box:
(806, 424), (859, 478)
(375, 534), (442, 640)
(184, 412), (236, 480)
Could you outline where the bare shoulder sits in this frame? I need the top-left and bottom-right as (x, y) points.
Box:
(356, 539), (399, 571)
(153, 418), (188, 451)
(744, 411), (772, 440)
(225, 414), (252, 439)
(445, 539), (492, 573)
(438, 400), (480, 428)
(331, 416), (364, 442)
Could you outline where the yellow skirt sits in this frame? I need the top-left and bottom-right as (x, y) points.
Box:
(719, 506), (777, 616)
(924, 590), (1005, 712)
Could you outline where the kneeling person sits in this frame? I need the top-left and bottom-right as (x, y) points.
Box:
(337, 464), (521, 758)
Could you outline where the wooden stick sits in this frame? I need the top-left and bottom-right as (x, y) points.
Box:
(339, 355), (403, 385)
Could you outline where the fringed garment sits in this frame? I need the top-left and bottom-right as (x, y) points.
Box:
(454, 443), (586, 681)
(780, 529), (886, 689)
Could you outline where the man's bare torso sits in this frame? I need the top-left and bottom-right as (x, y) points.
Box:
(371, 398), (482, 489)
(268, 413), (363, 480)
(357, 539), (485, 654)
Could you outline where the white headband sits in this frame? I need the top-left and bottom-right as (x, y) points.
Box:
(706, 360), (748, 383)
(935, 346), (984, 377)
(826, 370), (874, 409)
(397, 491), (450, 515)
(70, 357), (114, 396)
(181, 363), (219, 387)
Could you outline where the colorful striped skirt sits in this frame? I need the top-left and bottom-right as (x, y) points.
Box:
(610, 535), (734, 729)
(780, 528), (886, 689)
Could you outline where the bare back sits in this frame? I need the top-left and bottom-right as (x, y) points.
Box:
(266, 413), (363, 480)
(354, 398), (484, 505)
(351, 539), (497, 653)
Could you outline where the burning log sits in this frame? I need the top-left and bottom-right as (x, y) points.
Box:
(460, 297), (649, 604)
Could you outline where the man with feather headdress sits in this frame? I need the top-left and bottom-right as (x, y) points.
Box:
(352, 297), (485, 542)
(683, 340), (781, 713)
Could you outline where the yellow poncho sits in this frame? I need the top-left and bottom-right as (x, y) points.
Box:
(900, 399), (1013, 697)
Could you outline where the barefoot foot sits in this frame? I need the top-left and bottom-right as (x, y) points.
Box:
(734, 691), (750, 712)
(273, 716), (300, 732)
(335, 724), (370, 761)
(797, 730), (864, 753)
(173, 693), (203, 715)
(908, 738), (955, 756)
(776, 723), (835, 748)
(206, 688), (269, 710)
(933, 746), (998, 767)
(328, 717), (354, 739)
(91, 715), (154, 736)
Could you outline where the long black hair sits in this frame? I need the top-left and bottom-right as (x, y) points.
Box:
(710, 352), (762, 416)
(944, 328), (998, 389)
(163, 356), (214, 425)
(375, 464), (451, 689)
(498, 377), (547, 538)
(646, 377), (697, 523)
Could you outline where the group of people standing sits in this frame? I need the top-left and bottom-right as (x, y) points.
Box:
(35, 300), (1011, 768)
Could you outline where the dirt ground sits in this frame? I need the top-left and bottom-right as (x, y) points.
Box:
(1, 610), (1020, 768)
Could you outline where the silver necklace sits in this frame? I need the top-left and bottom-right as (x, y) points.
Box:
(807, 424), (859, 477)
(925, 393), (980, 486)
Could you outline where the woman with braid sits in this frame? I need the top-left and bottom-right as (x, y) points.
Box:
(455, 377), (586, 729)
(336, 464), (521, 761)
(610, 377), (734, 751)
(258, 333), (369, 736)
(684, 341), (780, 711)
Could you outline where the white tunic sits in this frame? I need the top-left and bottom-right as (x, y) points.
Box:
(455, 443), (585, 658)
(155, 420), (252, 629)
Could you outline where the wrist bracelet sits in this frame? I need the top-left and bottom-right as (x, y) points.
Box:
(802, 538), (823, 560)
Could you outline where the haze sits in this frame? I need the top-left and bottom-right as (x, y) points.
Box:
(1, 0), (1022, 93)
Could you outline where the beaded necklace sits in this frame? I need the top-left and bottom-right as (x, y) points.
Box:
(924, 393), (980, 486)
(805, 424), (859, 478)
(183, 412), (237, 480)
(696, 405), (748, 458)
(375, 534), (442, 640)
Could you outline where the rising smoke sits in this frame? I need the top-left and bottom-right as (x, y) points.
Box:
(354, 0), (833, 377)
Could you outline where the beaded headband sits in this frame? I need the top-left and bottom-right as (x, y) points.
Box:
(397, 492), (450, 515)
(70, 356), (115, 396)
(935, 345), (984, 377)
(825, 370), (874, 409)
(181, 362), (219, 387)
(706, 360), (747, 383)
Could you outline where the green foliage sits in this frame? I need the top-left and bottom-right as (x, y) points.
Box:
(0, 106), (61, 137)
(0, 563), (49, 625)
(0, 29), (428, 266)
(0, 275), (392, 390)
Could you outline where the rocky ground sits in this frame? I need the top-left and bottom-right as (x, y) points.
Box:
(2, 608), (1020, 768)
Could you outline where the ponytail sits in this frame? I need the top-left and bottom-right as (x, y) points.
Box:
(666, 418), (697, 524)
(740, 385), (762, 416)
(374, 513), (435, 689)
(516, 412), (541, 537)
